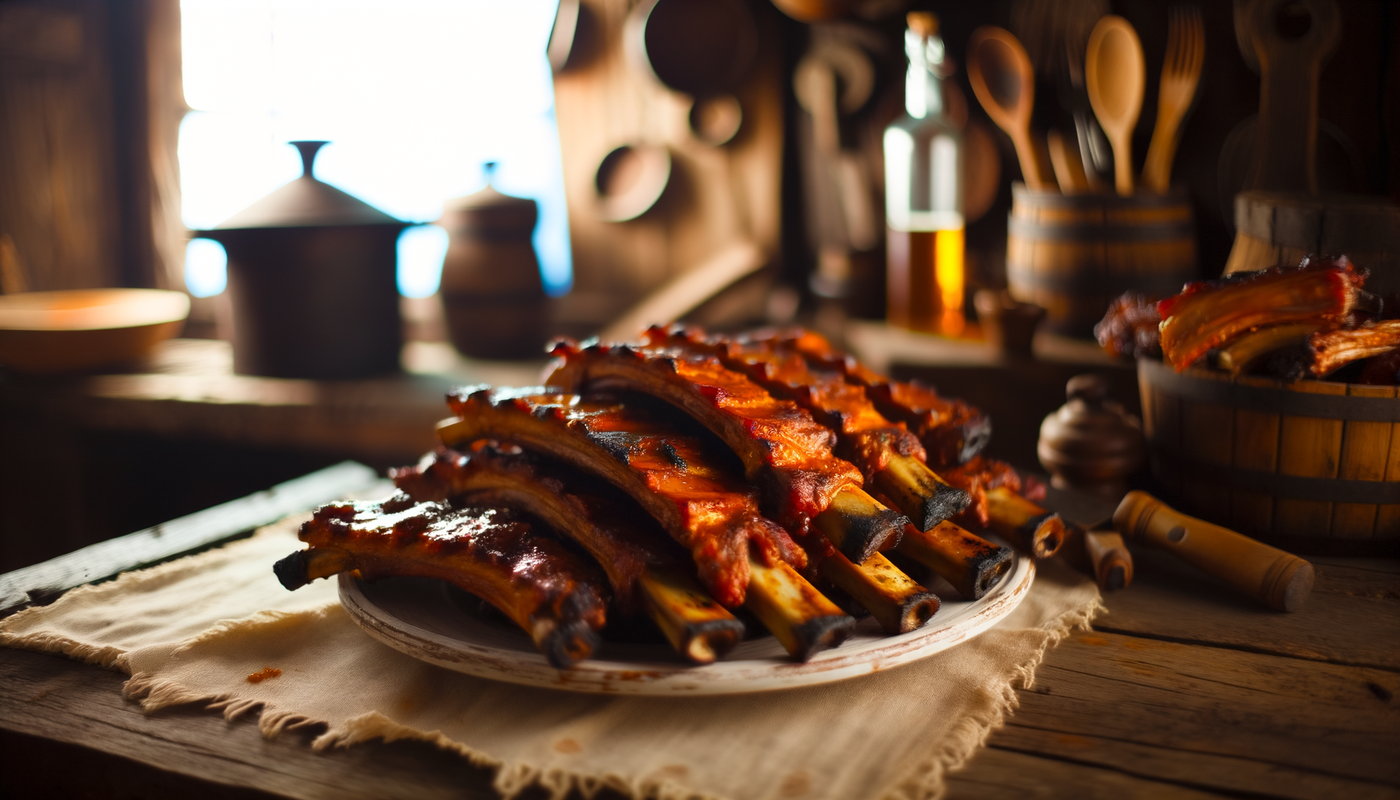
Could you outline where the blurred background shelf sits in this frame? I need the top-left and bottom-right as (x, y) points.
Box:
(0, 338), (545, 572)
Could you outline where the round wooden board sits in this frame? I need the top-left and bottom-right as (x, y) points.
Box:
(338, 553), (1035, 695)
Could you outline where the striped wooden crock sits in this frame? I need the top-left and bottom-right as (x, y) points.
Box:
(1006, 185), (1196, 338)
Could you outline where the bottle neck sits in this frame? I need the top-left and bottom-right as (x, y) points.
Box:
(905, 31), (945, 120)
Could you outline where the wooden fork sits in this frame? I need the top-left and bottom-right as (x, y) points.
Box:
(1141, 6), (1204, 194)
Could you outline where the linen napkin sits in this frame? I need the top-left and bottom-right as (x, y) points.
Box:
(1, 516), (1101, 800)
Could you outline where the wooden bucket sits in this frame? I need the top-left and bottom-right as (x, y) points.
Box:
(1138, 358), (1400, 555)
(1223, 190), (1400, 299)
(1006, 185), (1196, 337)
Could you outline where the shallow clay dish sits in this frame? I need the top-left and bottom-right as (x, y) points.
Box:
(0, 289), (189, 373)
(339, 549), (1034, 695)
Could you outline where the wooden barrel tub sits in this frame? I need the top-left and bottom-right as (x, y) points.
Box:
(1138, 358), (1400, 555)
(1006, 185), (1196, 338)
(1223, 190), (1400, 299)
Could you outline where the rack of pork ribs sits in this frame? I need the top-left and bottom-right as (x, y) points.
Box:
(274, 329), (1065, 668)
(1096, 254), (1398, 383)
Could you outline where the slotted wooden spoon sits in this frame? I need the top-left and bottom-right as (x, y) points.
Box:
(1085, 15), (1145, 196)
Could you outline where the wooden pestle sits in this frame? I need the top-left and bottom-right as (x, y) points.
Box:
(1112, 491), (1314, 612)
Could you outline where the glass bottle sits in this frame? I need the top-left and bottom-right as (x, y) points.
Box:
(884, 12), (965, 336)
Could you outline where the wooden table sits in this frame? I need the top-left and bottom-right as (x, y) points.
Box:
(1, 463), (1396, 800)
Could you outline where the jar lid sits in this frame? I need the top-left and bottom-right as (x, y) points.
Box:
(1038, 374), (1146, 490)
(209, 142), (403, 230)
(443, 165), (537, 233)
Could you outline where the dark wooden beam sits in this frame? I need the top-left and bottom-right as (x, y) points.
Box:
(0, 461), (381, 616)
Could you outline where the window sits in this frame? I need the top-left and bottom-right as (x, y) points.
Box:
(179, 0), (570, 299)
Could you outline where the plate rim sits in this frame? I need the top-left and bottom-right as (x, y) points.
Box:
(339, 553), (1035, 696)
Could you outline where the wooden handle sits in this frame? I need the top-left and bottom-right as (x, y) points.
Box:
(1112, 491), (1314, 611)
(1059, 526), (1134, 591)
(1084, 530), (1133, 591)
(1140, 111), (1178, 194)
(1246, 0), (1340, 193)
(1011, 130), (1054, 191)
(1047, 130), (1089, 194)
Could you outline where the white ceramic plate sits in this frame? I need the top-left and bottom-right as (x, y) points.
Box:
(339, 550), (1034, 696)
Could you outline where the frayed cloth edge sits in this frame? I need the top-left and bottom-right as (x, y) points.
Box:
(0, 630), (131, 673)
(315, 712), (727, 800)
(882, 594), (1107, 800)
(122, 675), (720, 800)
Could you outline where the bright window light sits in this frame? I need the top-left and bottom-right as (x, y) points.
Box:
(184, 237), (228, 298)
(179, 0), (571, 296)
(397, 225), (450, 298)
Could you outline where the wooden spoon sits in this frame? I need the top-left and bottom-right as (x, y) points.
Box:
(967, 27), (1054, 191)
(1085, 15), (1145, 196)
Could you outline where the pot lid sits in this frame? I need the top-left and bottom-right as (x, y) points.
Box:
(442, 163), (537, 232)
(211, 141), (402, 230)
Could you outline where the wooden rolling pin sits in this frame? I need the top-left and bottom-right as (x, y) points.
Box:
(1112, 491), (1314, 612)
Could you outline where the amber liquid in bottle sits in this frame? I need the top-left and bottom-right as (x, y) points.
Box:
(887, 228), (965, 334)
(884, 13), (965, 336)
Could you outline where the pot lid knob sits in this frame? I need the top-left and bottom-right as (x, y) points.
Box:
(291, 140), (328, 179)
(204, 140), (402, 231)
(1038, 374), (1146, 499)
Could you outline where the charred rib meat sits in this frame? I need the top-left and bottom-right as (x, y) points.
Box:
(642, 325), (970, 531)
(275, 493), (608, 668)
(439, 386), (801, 609)
(1157, 256), (1370, 370)
(391, 446), (745, 663)
(545, 340), (906, 562)
(1307, 320), (1400, 378)
(752, 329), (991, 466)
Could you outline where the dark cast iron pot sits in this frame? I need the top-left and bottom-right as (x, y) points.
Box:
(197, 141), (409, 379)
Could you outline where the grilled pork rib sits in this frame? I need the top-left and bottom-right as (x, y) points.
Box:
(392, 446), (745, 663)
(545, 340), (907, 563)
(1306, 320), (1400, 378)
(441, 387), (798, 607)
(755, 329), (991, 466)
(642, 325), (970, 530)
(439, 387), (854, 660)
(275, 493), (608, 668)
(1157, 256), (1371, 370)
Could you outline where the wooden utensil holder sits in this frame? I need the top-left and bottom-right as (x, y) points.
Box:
(1138, 358), (1400, 556)
(1006, 184), (1196, 338)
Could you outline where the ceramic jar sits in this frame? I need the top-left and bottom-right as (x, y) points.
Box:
(438, 176), (548, 360)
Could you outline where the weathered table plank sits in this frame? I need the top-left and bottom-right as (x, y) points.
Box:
(0, 647), (517, 800)
(975, 629), (1400, 799)
(1090, 552), (1400, 669)
(0, 462), (381, 617)
(945, 747), (1231, 799)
